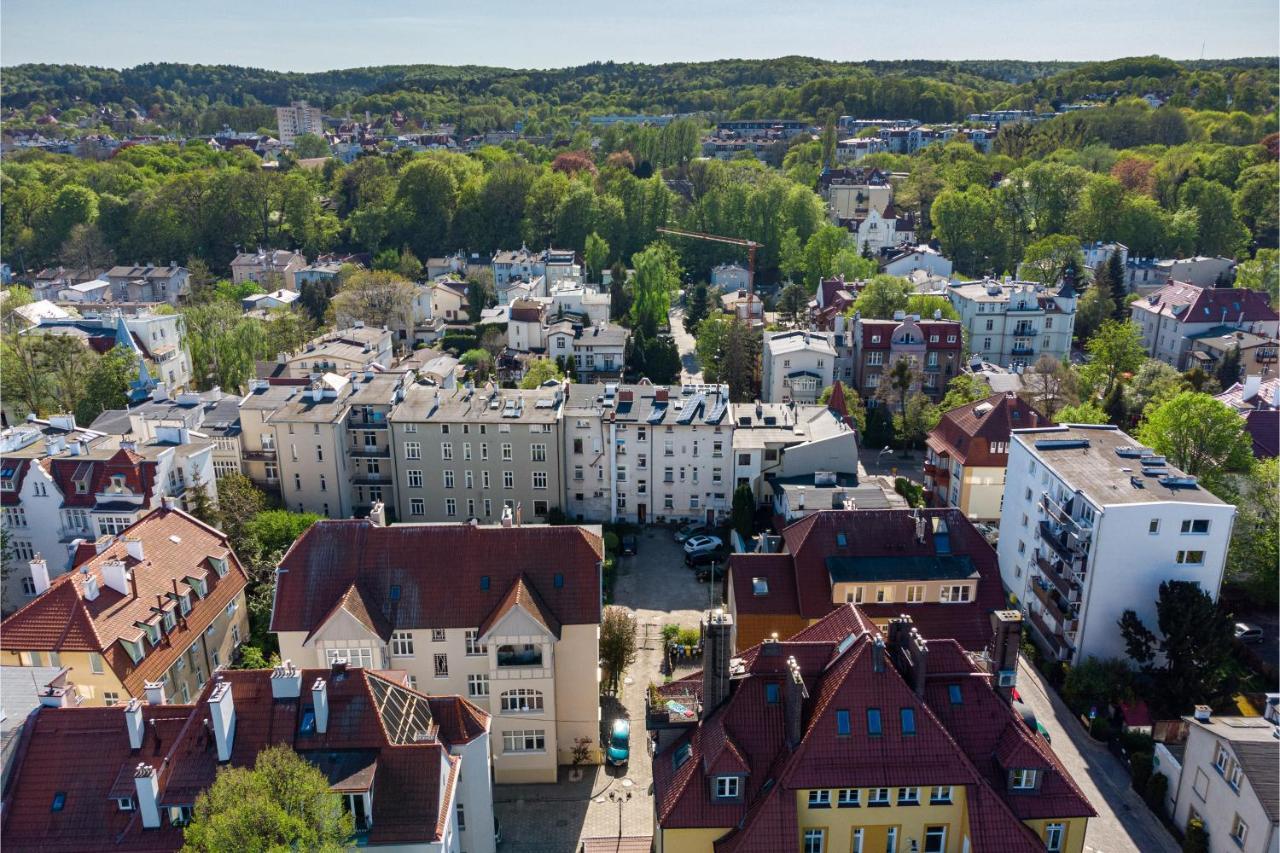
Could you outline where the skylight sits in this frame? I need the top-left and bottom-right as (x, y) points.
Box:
(752, 577), (769, 596)
(867, 708), (882, 737)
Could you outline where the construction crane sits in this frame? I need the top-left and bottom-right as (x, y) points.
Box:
(656, 227), (762, 294)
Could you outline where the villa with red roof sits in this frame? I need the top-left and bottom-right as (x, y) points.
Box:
(648, 606), (1093, 852)
(0, 664), (495, 853)
(1130, 282), (1278, 370)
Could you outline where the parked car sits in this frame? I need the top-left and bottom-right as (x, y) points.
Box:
(674, 523), (708, 542)
(685, 550), (723, 569)
(606, 718), (630, 766)
(1235, 622), (1264, 644)
(620, 535), (638, 556)
(683, 534), (723, 555)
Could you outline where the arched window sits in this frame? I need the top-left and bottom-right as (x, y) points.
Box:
(500, 688), (544, 713)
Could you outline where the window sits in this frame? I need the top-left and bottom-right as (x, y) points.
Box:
(325, 648), (373, 667)
(875, 586), (892, 603)
(480, 443), (489, 460)
(845, 586), (865, 604)
(407, 470), (423, 488)
(897, 786), (919, 805)
(501, 443), (513, 461)
(807, 789), (831, 809)
(465, 630), (487, 656)
(89, 652), (104, 674)
(924, 826), (947, 853)
(51, 792), (66, 812)
(117, 796), (134, 812)
(443, 470), (455, 489)
(1213, 743), (1231, 772)
(939, 584), (971, 603)
(20, 576), (36, 597)
(502, 729), (546, 753)
(532, 471), (548, 490)
(456, 801), (466, 832)
(1181, 519), (1210, 534)
(500, 688), (544, 713)
(1193, 768), (1210, 799)
(1010, 768), (1039, 789)
(433, 653), (448, 678)
(467, 674), (489, 698)
(715, 776), (740, 799)
(837, 788), (860, 808)
(432, 628), (447, 641)
(404, 442), (421, 460)
(391, 631), (414, 657)
(531, 444), (546, 462)
(905, 584), (924, 603)
(802, 829), (824, 853)
(930, 786), (952, 804)
(765, 683), (780, 704)
(1230, 814), (1248, 847)
(867, 708), (882, 736)
(410, 498), (425, 516)
(1045, 823), (1065, 852)
(103, 692), (120, 706)
(674, 742), (692, 769)
(503, 471), (514, 489)
(483, 471), (491, 488)
(900, 708), (916, 736)
(868, 787), (890, 806)
(1176, 550), (1205, 565)
(445, 498), (457, 517)
(465, 471), (474, 489)
(441, 442), (453, 461)
(1148, 518), (1160, 534)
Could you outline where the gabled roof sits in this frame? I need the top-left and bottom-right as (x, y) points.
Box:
(928, 392), (1050, 465)
(478, 575), (563, 639)
(1134, 282), (1278, 325)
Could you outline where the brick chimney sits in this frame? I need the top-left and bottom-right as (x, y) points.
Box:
(887, 616), (929, 696)
(784, 656), (808, 748)
(989, 610), (1023, 702)
(701, 609), (735, 715)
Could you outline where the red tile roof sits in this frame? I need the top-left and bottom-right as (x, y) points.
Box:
(727, 555), (798, 616)
(46, 448), (159, 509)
(1136, 282), (1278, 325)
(1244, 409), (1279, 458)
(478, 575), (563, 638)
(0, 508), (248, 696)
(272, 520), (604, 636)
(858, 318), (964, 349)
(927, 392), (1050, 466)
(0, 458), (33, 506)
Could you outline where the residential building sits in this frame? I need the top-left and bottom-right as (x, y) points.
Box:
(762, 331), (837, 404)
(730, 389), (860, 505)
(827, 177), (893, 222)
(947, 279), (1078, 370)
(997, 425), (1236, 665)
(104, 264), (189, 305)
(28, 309), (193, 391)
(1156, 256), (1238, 288)
(30, 265), (101, 301)
(1, 415), (217, 613)
(720, 289), (764, 326)
(508, 298), (548, 352)
(880, 244), (954, 279)
(810, 277), (859, 334)
(6, 299), (71, 328)
(710, 262), (752, 292)
(230, 248), (307, 291)
(852, 313), (964, 400)
(271, 516), (603, 784)
(833, 135), (889, 162)
(1125, 257), (1171, 292)
(770, 474), (906, 523)
(241, 288), (300, 312)
(1131, 283), (1279, 369)
(0, 506), (248, 707)
(1187, 327), (1279, 380)
(924, 392), (1050, 521)
(1166, 708), (1277, 853)
(429, 276), (470, 322)
(545, 321), (629, 378)
(268, 325), (395, 380)
(275, 100), (323, 144)
(0, 664), (493, 852)
(650, 605), (1093, 852)
(716, 119), (811, 138)
(562, 383), (733, 525)
(727, 508), (1008, 653)
(492, 246), (580, 292)
(549, 282), (610, 327)
(90, 386), (243, 480)
(0, 664), (61, 787)
(389, 382), (565, 524)
(1216, 376), (1280, 459)
(292, 259), (348, 288)
(846, 205), (914, 256)
(1080, 241), (1128, 272)
(236, 380), (300, 496)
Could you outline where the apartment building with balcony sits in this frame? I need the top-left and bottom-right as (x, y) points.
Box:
(0, 415), (216, 613)
(1, 664), (493, 853)
(996, 425), (1236, 665)
(1129, 282), (1279, 370)
(947, 279), (1078, 370)
(389, 382), (565, 524)
(236, 380), (303, 497)
(264, 325), (395, 381)
(27, 309), (193, 391)
(650, 606), (1093, 853)
(271, 516), (603, 785)
(0, 506), (248, 707)
(275, 100), (323, 144)
(561, 383), (733, 525)
(852, 312), (964, 400)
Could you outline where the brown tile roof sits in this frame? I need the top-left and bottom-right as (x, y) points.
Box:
(272, 520), (604, 637)
(927, 392), (1050, 466)
(478, 575), (563, 639)
(0, 508), (247, 696)
(1136, 282), (1278, 325)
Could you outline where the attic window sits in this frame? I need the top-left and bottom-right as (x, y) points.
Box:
(299, 709), (316, 736)
(673, 742), (692, 770)
(836, 709), (851, 736)
(866, 708), (882, 737)
(948, 684), (963, 705)
(554, 573), (564, 589)
(480, 575), (490, 591)
(752, 577), (769, 596)
(389, 584), (401, 601)
(51, 792), (66, 812)
(836, 533), (847, 547)
(765, 683), (780, 704)
(116, 797), (134, 811)
(900, 708), (916, 736)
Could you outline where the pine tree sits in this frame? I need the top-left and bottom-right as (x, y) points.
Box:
(1107, 251), (1128, 318)
(1102, 381), (1127, 427)
(731, 484), (755, 541)
(684, 283), (709, 333)
(185, 474), (219, 528)
(1215, 345), (1242, 389)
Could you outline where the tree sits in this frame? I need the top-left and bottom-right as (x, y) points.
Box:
(1021, 235), (1085, 287)
(1214, 345), (1242, 389)
(74, 346), (137, 425)
(1074, 282), (1117, 343)
(599, 605), (637, 694)
(1061, 657), (1134, 716)
(460, 348), (493, 382)
(937, 374), (993, 414)
(243, 510), (321, 557)
(1101, 381), (1126, 426)
(896, 392), (936, 450)
(181, 744), (352, 852)
(1106, 250), (1127, 318)
(395, 247), (423, 281)
(1022, 355), (1077, 416)
(905, 294), (959, 321)
(877, 356), (922, 449)
(1079, 320), (1146, 397)
(290, 134), (331, 159)
(1218, 458), (1279, 605)
(185, 474), (218, 527)
(1178, 177), (1249, 258)
(683, 283), (710, 333)
(59, 222), (114, 271)
(584, 232), (609, 284)
(817, 381), (866, 432)
(1053, 400), (1109, 424)
(1137, 392), (1254, 481)
(1233, 248), (1279, 302)
(519, 357), (564, 389)
(330, 269), (415, 333)
(1122, 359), (1186, 425)
(719, 319), (760, 403)
(731, 483), (755, 541)
(628, 243), (680, 337)
(778, 282), (808, 327)
(184, 302), (266, 391)
(1118, 581), (1237, 716)
(214, 474), (268, 552)
(850, 275), (911, 319)
(695, 315), (731, 383)
(467, 268), (494, 322)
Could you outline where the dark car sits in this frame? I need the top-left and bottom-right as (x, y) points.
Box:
(620, 535), (638, 556)
(685, 550), (723, 569)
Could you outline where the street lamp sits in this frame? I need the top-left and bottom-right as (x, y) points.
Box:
(607, 789), (632, 838)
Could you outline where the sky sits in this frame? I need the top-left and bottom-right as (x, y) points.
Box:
(2, 0), (1277, 71)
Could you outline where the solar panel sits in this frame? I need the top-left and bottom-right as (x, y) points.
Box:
(678, 393), (704, 424)
(705, 398), (728, 424)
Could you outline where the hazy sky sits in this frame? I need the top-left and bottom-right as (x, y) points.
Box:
(3, 0), (1277, 71)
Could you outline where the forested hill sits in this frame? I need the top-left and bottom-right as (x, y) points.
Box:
(5, 55), (1276, 130)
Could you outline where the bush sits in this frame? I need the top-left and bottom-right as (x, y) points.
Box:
(1130, 751), (1153, 791)
(603, 532), (620, 554)
(1089, 717), (1113, 741)
(661, 624), (681, 646)
(1120, 730), (1155, 755)
(1183, 817), (1208, 853)
(676, 626), (701, 647)
(1062, 656), (1134, 716)
(1145, 772), (1168, 811)
(893, 477), (924, 507)
(440, 333), (477, 354)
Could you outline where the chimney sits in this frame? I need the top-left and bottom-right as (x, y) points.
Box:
(151, 382), (168, 403)
(143, 680), (166, 705)
(1193, 705), (1212, 723)
(101, 558), (130, 595)
(701, 609), (735, 715)
(796, 486), (805, 510)
(94, 535), (114, 554)
(28, 556), (50, 596)
(1242, 374), (1261, 402)
(887, 617), (929, 696)
(989, 610), (1023, 702)
(123, 536), (144, 562)
(871, 635), (886, 673)
(133, 763), (162, 829)
(39, 672), (78, 708)
(125, 698), (145, 749)
(655, 387), (668, 403)
(368, 501), (386, 527)
(208, 680), (236, 762)
(312, 678), (329, 734)
(784, 656), (808, 748)
(161, 495), (178, 511)
(82, 568), (100, 601)
(271, 660), (303, 698)
(501, 505), (514, 528)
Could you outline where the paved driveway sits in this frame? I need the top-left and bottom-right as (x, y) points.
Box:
(494, 529), (712, 852)
(1017, 659), (1179, 853)
(668, 307), (704, 384)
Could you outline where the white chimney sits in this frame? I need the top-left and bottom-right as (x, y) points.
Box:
(101, 558), (130, 595)
(144, 680), (166, 706)
(312, 678), (329, 734)
(29, 556), (50, 596)
(94, 535), (114, 554)
(123, 536), (145, 562)
(1194, 705), (1212, 723)
(501, 505), (514, 527)
(270, 660), (302, 699)
(133, 763), (162, 829)
(796, 486), (805, 510)
(39, 672), (78, 708)
(1242, 374), (1262, 402)
(368, 501), (386, 527)
(125, 698), (145, 748)
(82, 570), (100, 601)
(208, 680), (236, 762)
(151, 382), (168, 403)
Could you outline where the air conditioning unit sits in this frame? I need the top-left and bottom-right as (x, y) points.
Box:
(997, 670), (1017, 688)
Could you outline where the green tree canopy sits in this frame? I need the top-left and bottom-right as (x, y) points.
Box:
(851, 275), (911, 319)
(1136, 392), (1255, 480)
(519, 357), (565, 389)
(1079, 319), (1146, 396)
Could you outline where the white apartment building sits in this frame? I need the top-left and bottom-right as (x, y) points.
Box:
(880, 244), (954, 279)
(28, 310), (193, 391)
(275, 101), (323, 144)
(1081, 241), (1128, 272)
(730, 398), (859, 505)
(948, 279), (1078, 369)
(561, 383), (734, 525)
(230, 249), (307, 291)
(997, 425), (1235, 665)
(761, 331), (837, 404)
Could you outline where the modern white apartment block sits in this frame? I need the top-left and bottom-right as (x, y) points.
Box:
(275, 100), (323, 144)
(561, 383), (733, 525)
(761, 330), (837, 404)
(997, 425), (1235, 665)
(948, 279), (1078, 369)
(729, 396), (859, 505)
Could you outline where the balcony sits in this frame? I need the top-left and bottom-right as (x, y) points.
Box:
(1010, 344), (1036, 356)
(1027, 608), (1068, 661)
(352, 474), (392, 486)
(349, 448), (391, 459)
(1033, 551), (1074, 597)
(645, 688), (702, 731)
(495, 643), (543, 668)
(923, 462), (950, 483)
(1029, 577), (1074, 626)
(242, 448), (277, 462)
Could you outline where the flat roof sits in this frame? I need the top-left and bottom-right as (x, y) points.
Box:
(392, 383), (562, 424)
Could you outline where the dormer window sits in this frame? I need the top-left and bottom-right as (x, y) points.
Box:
(122, 638), (144, 663)
(116, 796), (134, 812)
(163, 609), (176, 631)
(673, 742), (692, 769)
(1010, 768), (1039, 790)
(714, 776), (741, 799)
(209, 556), (229, 578)
(180, 593), (191, 615)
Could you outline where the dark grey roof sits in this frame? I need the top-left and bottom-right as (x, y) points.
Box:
(826, 554), (978, 584)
